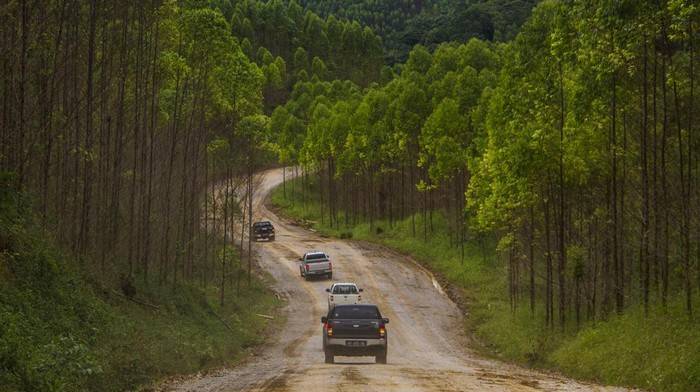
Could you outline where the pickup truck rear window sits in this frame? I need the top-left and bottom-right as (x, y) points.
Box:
(332, 285), (358, 295)
(305, 253), (328, 262)
(331, 305), (380, 319)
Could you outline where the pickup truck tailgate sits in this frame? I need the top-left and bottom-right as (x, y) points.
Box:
(307, 260), (330, 271)
(330, 294), (360, 306)
(330, 319), (380, 339)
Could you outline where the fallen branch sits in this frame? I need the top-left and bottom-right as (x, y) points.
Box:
(111, 290), (160, 310)
(255, 313), (274, 320)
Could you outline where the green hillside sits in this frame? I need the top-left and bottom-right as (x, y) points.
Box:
(0, 176), (278, 391)
(297, 0), (538, 62)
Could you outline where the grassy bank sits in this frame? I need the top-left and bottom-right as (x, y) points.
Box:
(0, 182), (279, 391)
(270, 175), (699, 392)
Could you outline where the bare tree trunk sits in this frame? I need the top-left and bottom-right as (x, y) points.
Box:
(661, 54), (670, 308)
(221, 167), (230, 307)
(673, 77), (691, 316)
(544, 192), (554, 328)
(611, 71), (623, 314)
(16, 0), (28, 187)
(529, 205), (535, 315)
(557, 61), (567, 329)
(641, 35), (650, 314)
(248, 165), (253, 286)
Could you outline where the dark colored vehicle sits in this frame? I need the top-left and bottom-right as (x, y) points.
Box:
(321, 304), (389, 364)
(253, 221), (275, 241)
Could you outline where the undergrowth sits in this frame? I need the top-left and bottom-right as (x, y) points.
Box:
(0, 177), (279, 391)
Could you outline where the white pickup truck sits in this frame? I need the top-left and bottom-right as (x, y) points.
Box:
(326, 282), (363, 310)
(299, 251), (332, 280)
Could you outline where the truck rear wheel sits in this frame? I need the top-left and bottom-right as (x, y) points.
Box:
(324, 350), (334, 364)
(376, 350), (387, 364)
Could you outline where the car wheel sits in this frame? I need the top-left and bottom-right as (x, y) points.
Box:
(376, 350), (387, 364)
(324, 350), (334, 364)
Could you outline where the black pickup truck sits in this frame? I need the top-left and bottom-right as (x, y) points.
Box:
(252, 221), (275, 241)
(321, 304), (389, 364)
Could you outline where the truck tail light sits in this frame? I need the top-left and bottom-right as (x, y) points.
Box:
(358, 295), (362, 302)
(379, 325), (386, 337)
(330, 295), (334, 302)
(326, 324), (333, 337)
(328, 262), (332, 270)
(305, 264), (310, 272)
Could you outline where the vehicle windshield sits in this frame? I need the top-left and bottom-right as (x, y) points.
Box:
(305, 253), (328, 263)
(332, 285), (358, 295)
(331, 305), (380, 319)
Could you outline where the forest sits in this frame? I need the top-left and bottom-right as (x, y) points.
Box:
(298, 0), (538, 63)
(1, 0), (699, 391)
(0, 0), (383, 389)
(271, 0), (700, 389)
(276, 0), (700, 325)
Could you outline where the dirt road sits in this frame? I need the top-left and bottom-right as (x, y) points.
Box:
(167, 168), (629, 392)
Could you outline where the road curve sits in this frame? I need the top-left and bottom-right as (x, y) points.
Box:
(166, 168), (629, 392)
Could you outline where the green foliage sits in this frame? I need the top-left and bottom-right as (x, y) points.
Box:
(218, 0), (383, 87)
(297, 0), (538, 63)
(274, 39), (501, 176)
(0, 185), (278, 391)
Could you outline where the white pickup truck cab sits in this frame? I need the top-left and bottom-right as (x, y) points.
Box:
(326, 282), (363, 310)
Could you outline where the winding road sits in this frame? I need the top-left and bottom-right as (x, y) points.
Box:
(167, 168), (629, 392)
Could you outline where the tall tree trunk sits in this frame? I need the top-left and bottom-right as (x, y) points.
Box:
(544, 192), (554, 328)
(661, 54), (670, 308)
(248, 165), (253, 286)
(641, 35), (650, 314)
(557, 61), (567, 329)
(529, 205), (536, 315)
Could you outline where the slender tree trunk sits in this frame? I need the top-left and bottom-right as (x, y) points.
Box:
(529, 205), (535, 315)
(557, 61), (567, 329)
(16, 0), (28, 187)
(248, 165), (253, 286)
(221, 168), (230, 307)
(661, 54), (670, 308)
(544, 193), (554, 328)
(673, 78), (691, 316)
(611, 71), (623, 314)
(641, 35), (650, 314)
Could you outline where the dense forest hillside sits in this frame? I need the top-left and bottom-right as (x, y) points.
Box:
(276, 0), (700, 327)
(0, 0), (379, 390)
(297, 0), (538, 62)
(271, 0), (700, 390)
(212, 0), (384, 108)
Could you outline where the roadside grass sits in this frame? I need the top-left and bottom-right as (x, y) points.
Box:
(0, 183), (279, 391)
(270, 175), (700, 392)
(551, 300), (700, 391)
